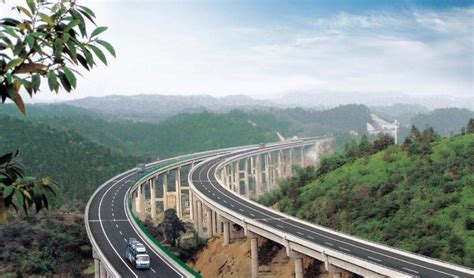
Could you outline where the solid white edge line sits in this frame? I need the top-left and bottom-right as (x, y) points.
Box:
(98, 173), (138, 278)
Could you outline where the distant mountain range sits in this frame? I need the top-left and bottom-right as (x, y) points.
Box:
(273, 91), (474, 110)
(63, 93), (473, 123)
(64, 94), (276, 122)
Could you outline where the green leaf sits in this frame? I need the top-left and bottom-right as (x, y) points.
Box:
(83, 48), (94, 67)
(47, 71), (58, 92)
(58, 72), (71, 92)
(26, 0), (36, 14)
(78, 9), (96, 25)
(3, 26), (19, 39)
(78, 5), (96, 18)
(6, 58), (23, 69)
(25, 34), (35, 48)
(63, 68), (76, 89)
(65, 19), (80, 31)
(70, 10), (86, 37)
(76, 53), (90, 70)
(15, 190), (24, 206)
(17, 6), (33, 19)
(89, 45), (107, 66)
(90, 26), (108, 38)
(3, 186), (14, 198)
(38, 13), (53, 25)
(97, 40), (116, 57)
(32, 74), (40, 92)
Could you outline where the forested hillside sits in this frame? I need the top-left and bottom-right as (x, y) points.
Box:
(1, 105), (278, 158)
(0, 116), (143, 209)
(260, 127), (474, 267)
(412, 108), (474, 136)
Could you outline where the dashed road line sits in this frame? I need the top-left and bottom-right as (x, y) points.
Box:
(297, 231), (304, 236)
(339, 247), (351, 252)
(368, 256), (382, 262)
(402, 267), (419, 274)
(325, 242), (333, 246)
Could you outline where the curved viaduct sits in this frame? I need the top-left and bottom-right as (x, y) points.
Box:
(86, 138), (474, 278)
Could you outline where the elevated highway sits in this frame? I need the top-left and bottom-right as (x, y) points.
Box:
(87, 138), (474, 277)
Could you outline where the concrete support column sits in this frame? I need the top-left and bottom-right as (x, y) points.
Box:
(289, 251), (304, 278)
(294, 257), (303, 278)
(138, 184), (145, 218)
(223, 219), (231, 245)
(150, 179), (156, 222)
(190, 191), (194, 225)
(197, 199), (204, 237)
(234, 162), (239, 193)
(277, 150), (283, 178)
(163, 173), (168, 210)
(264, 154), (271, 192)
(255, 155), (262, 197)
(94, 259), (100, 278)
(99, 261), (106, 278)
(176, 167), (182, 218)
(244, 158), (250, 198)
(205, 206), (213, 238)
(249, 232), (259, 278)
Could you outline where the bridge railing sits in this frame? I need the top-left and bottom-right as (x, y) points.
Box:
(211, 139), (474, 277)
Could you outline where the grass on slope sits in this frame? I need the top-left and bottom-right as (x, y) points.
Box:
(261, 134), (474, 267)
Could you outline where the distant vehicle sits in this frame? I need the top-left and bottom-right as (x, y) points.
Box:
(136, 163), (146, 173)
(126, 238), (150, 269)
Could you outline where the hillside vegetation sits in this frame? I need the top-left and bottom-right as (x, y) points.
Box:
(260, 127), (474, 267)
(0, 116), (143, 209)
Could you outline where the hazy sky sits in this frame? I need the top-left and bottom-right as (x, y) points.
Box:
(2, 0), (473, 102)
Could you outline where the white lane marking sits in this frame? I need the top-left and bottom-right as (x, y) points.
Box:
(276, 224), (284, 228)
(217, 196), (221, 200)
(296, 231), (304, 236)
(325, 242), (334, 246)
(123, 184), (185, 277)
(98, 174), (138, 277)
(239, 208), (244, 212)
(119, 230), (123, 235)
(368, 256), (382, 262)
(262, 219), (268, 222)
(403, 267), (419, 274)
(223, 200), (227, 203)
(250, 213), (255, 217)
(202, 163), (461, 278)
(339, 247), (351, 252)
(124, 238), (127, 242)
(307, 235), (315, 240)
(112, 213), (114, 217)
(151, 268), (157, 273)
(116, 224), (119, 228)
(230, 204), (235, 207)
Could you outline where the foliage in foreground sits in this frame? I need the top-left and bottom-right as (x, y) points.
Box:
(1, 0), (114, 113)
(0, 211), (91, 276)
(259, 126), (474, 267)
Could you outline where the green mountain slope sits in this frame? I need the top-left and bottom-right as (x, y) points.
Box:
(0, 116), (143, 209)
(0, 105), (278, 158)
(261, 133), (474, 267)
